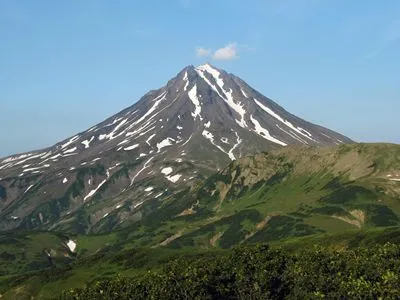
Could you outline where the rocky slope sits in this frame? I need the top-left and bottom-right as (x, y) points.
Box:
(0, 64), (352, 233)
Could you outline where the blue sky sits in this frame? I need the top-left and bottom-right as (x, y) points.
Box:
(0, 0), (399, 157)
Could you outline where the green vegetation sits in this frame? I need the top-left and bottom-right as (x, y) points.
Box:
(61, 242), (400, 299)
(1, 143), (400, 298)
(1, 227), (400, 299)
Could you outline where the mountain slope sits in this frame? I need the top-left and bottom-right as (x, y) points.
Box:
(108, 143), (400, 249)
(0, 64), (352, 233)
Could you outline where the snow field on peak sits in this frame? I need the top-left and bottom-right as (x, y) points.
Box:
(196, 65), (247, 128)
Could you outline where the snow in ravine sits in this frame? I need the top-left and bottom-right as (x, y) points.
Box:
(130, 157), (154, 185)
(84, 179), (107, 202)
(254, 99), (314, 141)
(196, 64), (247, 128)
(188, 84), (203, 121)
(124, 144), (139, 151)
(63, 147), (77, 154)
(183, 71), (189, 91)
(202, 130), (230, 158)
(24, 184), (34, 194)
(228, 131), (242, 160)
(250, 115), (287, 146)
(61, 135), (79, 149)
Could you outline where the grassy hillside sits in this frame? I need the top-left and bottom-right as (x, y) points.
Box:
(108, 143), (400, 249)
(1, 143), (400, 298)
(1, 227), (400, 299)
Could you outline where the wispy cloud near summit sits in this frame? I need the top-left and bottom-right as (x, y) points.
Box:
(195, 43), (239, 61)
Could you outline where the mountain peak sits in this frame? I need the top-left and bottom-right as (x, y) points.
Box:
(196, 62), (220, 72)
(0, 63), (353, 232)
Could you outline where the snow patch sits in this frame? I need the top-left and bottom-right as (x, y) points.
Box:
(81, 136), (94, 149)
(250, 115), (287, 146)
(145, 186), (154, 192)
(124, 144), (139, 151)
(188, 84), (203, 121)
(23, 164), (50, 173)
(228, 131), (242, 160)
(183, 71), (189, 91)
(84, 179), (107, 202)
(204, 121), (211, 128)
(134, 201), (144, 209)
(63, 147), (77, 154)
(157, 138), (175, 153)
(146, 133), (156, 146)
(130, 157), (154, 185)
(161, 167), (173, 175)
(254, 99), (314, 141)
(132, 92), (167, 126)
(196, 64), (247, 128)
(25, 185), (34, 194)
(66, 240), (77, 252)
(202, 130), (230, 158)
(62, 178), (68, 184)
(166, 174), (182, 183)
(61, 136), (79, 149)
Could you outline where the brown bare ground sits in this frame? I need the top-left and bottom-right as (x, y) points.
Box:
(210, 232), (224, 247)
(158, 230), (184, 246)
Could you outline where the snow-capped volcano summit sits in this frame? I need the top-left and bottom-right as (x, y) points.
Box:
(0, 64), (352, 233)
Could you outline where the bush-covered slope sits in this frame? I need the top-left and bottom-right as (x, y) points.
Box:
(60, 242), (400, 300)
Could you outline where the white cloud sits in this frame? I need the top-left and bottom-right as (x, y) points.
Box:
(212, 43), (239, 60)
(196, 47), (212, 57)
(195, 43), (240, 60)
